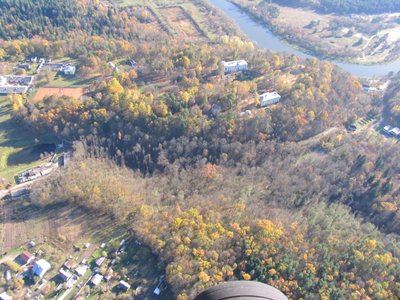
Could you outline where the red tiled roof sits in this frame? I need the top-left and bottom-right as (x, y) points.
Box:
(20, 251), (33, 263)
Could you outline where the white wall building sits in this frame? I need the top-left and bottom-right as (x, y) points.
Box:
(63, 65), (76, 75)
(91, 274), (103, 286)
(32, 259), (51, 277)
(259, 92), (281, 107)
(221, 60), (248, 74)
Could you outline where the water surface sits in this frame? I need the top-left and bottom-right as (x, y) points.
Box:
(209, 0), (400, 77)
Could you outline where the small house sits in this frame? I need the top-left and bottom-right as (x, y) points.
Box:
(32, 259), (51, 277)
(221, 60), (248, 74)
(63, 65), (76, 75)
(90, 274), (103, 286)
(259, 92), (281, 107)
(362, 84), (378, 93)
(59, 268), (72, 282)
(95, 257), (106, 267)
(104, 268), (114, 281)
(118, 280), (131, 292)
(390, 127), (400, 137)
(75, 265), (88, 277)
(0, 292), (12, 300)
(18, 251), (34, 265)
(383, 125), (392, 134)
(64, 259), (74, 270)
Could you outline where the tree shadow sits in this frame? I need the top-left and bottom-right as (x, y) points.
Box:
(7, 144), (55, 166)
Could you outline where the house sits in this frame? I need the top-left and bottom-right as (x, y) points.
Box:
(104, 268), (113, 281)
(63, 259), (74, 270)
(221, 60), (248, 74)
(118, 280), (131, 292)
(59, 268), (72, 282)
(0, 292), (12, 300)
(390, 127), (400, 137)
(32, 259), (51, 277)
(63, 65), (76, 75)
(18, 251), (34, 265)
(259, 91), (281, 107)
(362, 84), (378, 93)
(383, 125), (392, 134)
(90, 274), (103, 286)
(75, 265), (88, 277)
(95, 257), (106, 267)
(5, 270), (11, 281)
(128, 57), (139, 69)
(66, 275), (78, 288)
(18, 64), (32, 71)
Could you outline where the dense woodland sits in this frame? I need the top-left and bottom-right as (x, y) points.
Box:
(0, 0), (144, 40)
(276, 0), (400, 14)
(31, 156), (400, 299)
(385, 73), (400, 127)
(2, 0), (400, 299)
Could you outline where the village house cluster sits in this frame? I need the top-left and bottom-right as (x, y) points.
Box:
(0, 75), (33, 94)
(0, 57), (77, 95)
(219, 59), (282, 111)
(16, 163), (54, 184)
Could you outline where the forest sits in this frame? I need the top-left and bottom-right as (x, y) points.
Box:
(385, 74), (400, 127)
(2, 0), (400, 299)
(276, 0), (400, 14)
(31, 155), (400, 299)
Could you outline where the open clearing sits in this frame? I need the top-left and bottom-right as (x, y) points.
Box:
(0, 96), (55, 184)
(160, 6), (206, 41)
(33, 87), (86, 103)
(0, 201), (127, 254)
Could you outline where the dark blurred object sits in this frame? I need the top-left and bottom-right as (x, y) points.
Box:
(194, 281), (288, 300)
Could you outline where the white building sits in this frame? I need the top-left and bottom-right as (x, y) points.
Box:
(0, 292), (12, 300)
(91, 274), (103, 286)
(75, 265), (88, 277)
(259, 91), (281, 107)
(0, 76), (6, 86)
(390, 127), (400, 136)
(32, 259), (51, 277)
(95, 256), (106, 266)
(59, 268), (72, 282)
(118, 280), (131, 291)
(221, 60), (248, 74)
(63, 65), (76, 75)
(383, 125), (392, 134)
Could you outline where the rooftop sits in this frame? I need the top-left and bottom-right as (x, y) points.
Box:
(260, 91), (281, 99)
(222, 60), (248, 67)
(91, 274), (103, 286)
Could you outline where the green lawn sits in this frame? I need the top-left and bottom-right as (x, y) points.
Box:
(0, 96), (56, 184)
(45, 75), (96, 88)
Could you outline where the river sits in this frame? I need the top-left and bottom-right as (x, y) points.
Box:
(209, 0), (400, 77)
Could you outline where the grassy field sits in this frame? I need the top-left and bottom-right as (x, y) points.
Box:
(45, 75), (97, 88)
(0, 96), (56, 184)
(112, 0), (231, 41)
